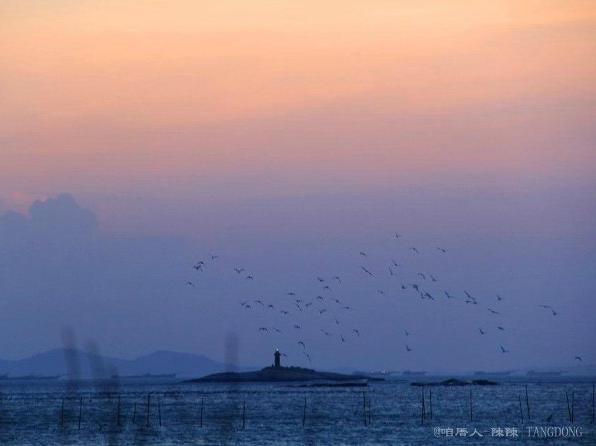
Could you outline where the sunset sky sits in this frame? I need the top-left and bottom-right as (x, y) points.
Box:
(1, 1), (595, 371)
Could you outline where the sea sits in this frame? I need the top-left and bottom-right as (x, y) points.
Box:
(0, 377), (594, 445)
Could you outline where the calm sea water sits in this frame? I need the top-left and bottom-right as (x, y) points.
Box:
(0, 378), (594, 445)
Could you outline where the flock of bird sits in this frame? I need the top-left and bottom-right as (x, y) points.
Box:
(185, 232), (584, 366)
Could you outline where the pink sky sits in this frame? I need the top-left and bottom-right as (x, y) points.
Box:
(1, 0), (595, 219)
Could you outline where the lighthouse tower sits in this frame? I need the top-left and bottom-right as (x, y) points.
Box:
(274, 349), (281, 368)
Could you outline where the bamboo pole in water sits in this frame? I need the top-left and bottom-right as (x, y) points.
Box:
(469, 389), (473, 422)
(132, 402), (137, 424)
(117, 395), (121, 427)
(158, 397), (162, 427)
(566, 392), (571, 421)
(362, 392), (367, 426)
(242, 400), (246, 430)
(368, 394), (372, 426)
(78, 396), (82, 430)
(60, 398), (64, 427)
(421, 387), (425, 425)
(302, 396), (306, 427)
(146, 394), (150, 427)
(518, 394), (523, 422)
(429, 388), (433, 420)
(592, 384), (595, 424)
(525, 385), (531, 420)
(200, 397), (204, 428)
(571, 392), (574, 423)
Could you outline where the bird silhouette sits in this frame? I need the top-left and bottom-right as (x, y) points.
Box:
(352, 329), (360, 336)
(359, 251), (367, 257)
(410, 247), (419, 254)
(186, 281), (196, 287)
(479, 328), (485, 335)
(361, 266), (375, 277)
(436, 247), (447, 253)
(298, 341), (306, 349)
(405, 345), (412, 352)
(500, 346), (509, 353)
(575, 356), (583, 362)
(488, 308), (499, 315)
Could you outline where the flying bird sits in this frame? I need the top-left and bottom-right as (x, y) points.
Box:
(410, 247), (419, 254)
(404, 330), (410, 336)
(417, 273), (426, 280)
(352, 329), (360, 336)
(359, 251), (367, 257)
(436, 247), (447, 253)
(333, 276), (342, 283)
(488, 308), (499, 315)
(186, 281), (196, 287)
(405, 345), (412, 352)
(246, 275), (254, 280)
(298, 341), (306, 349)
(575, 356), (583, 362)
(500, 346), (509, 353)
(361, 266), (374, 277)
(478, 328), (485, 335)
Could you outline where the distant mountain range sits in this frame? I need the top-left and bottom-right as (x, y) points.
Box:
(0, 349), (254, 379)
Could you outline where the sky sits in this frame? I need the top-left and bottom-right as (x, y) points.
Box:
(0, 1), (595, 372)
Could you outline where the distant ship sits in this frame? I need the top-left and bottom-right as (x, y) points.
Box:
(113, 373), (177, 379)
(526, 370), (562, 377)
(474, 371), (513, 377)
(402, 371), (427, 376)
(0, 375), (60, 380)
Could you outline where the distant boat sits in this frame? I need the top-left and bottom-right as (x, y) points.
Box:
(474, 371), (513, 377)
(0, 375), (60, 380)
(112, 373), (177, 380)
(402, 371), (426, 376)
(527, 370), (562, 377)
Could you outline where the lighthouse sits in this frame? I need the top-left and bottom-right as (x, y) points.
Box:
(274, 349), (281, 368)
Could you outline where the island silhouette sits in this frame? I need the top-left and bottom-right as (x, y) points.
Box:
(188, 349), (381, 384)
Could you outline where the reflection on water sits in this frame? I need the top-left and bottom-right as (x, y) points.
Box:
(0, 379), (594, 445)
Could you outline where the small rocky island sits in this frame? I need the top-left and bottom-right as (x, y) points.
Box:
(188, 349), (381, 385)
